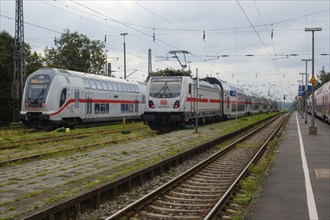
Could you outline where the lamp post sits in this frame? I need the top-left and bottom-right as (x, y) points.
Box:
(120, 33), (128, 79)
(305, 27), (322, 135)
(301, 58), (311, 123)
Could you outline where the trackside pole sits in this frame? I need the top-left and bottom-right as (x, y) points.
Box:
(195, 68), (199, 133)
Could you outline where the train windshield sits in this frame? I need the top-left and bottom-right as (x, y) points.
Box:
(149, 78), (182, 98)
(28, 75), (50, 100)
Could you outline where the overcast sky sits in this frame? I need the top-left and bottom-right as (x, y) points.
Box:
(1, 0), (329, 101)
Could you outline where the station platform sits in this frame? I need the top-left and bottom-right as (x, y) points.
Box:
(246, 111), (330, 220)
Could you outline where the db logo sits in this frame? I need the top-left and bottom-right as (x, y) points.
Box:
(160, 100), (167, 105)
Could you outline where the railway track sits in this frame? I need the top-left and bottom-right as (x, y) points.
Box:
(0, 125), (148, 150)
(0, 129), (152, 166)
(106, 113), (289, 219)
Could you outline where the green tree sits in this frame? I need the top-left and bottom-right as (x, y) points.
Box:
(0, 31), (44, 124)
(44, 29), (106, 73)
(0, 31), (14, 124)
(147, 67), (191, 81)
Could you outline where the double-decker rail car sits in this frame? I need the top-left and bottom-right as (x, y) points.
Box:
(20, 68), (146, 129)
(309, 80), (330, 122)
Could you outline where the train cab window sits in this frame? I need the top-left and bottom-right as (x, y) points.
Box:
(28, 74), (50, 100)
(75, 89), (79, 101)
(83, 79), (91, 89)
(59, 88), (67, 108)
(101, 81), (108, 91)
(90, 80), (97, 90)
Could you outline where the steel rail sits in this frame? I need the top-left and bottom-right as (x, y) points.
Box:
(106, 113), (288, 219)
(205, 112), (290, 219)
(20, 113), (279, 220)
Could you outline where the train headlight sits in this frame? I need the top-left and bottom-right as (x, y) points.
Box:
(25, 101), (29, 107)
(40, 101), (45, 107)
(149, 100), (155, 109)
(173, 100), (180, 108)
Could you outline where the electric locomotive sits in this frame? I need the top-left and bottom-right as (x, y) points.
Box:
(142, 76), (223, 131)
(20, 68), (146, 129)
(143, 76), (278, 131)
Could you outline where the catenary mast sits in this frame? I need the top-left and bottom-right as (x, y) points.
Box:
(12, 0), (25, 121)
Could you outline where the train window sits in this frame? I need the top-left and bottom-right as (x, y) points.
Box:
(59, 88), (67, 108)
(134, 85), (139, 93)
(121, 104), (125, 113)
(90, 79), (97, 90)
(135, 101), (138, 112)
(112, 83), (118, 91)
(128, 104), (133, 112)
(106, 82), (114, 91)
(75, 89), (79, 101)
(121, 84), (128, 92)
(126, 84), (132, 92)
(82, 79), (91, 89)
(96, 80), (103, 90)
(149, 80), (181, 98)
(95, 104), (100, 114)
(117, 83), (123, 92)
(101, 81), (108, 91)
(189, 84), (192, 94)
(100, 104), (106, 114)
(106, 104), (109, 114)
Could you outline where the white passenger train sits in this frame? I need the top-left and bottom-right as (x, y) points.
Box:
(20, 68), (146, 129)
(307, 80), (330, 122)
(142, 76), (277, 131)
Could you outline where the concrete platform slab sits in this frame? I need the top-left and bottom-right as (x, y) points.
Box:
(246, 112), (330, 220)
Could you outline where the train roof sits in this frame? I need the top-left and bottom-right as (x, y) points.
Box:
(30, 68), (144, 86)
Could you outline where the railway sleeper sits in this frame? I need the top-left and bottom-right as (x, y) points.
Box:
(139, 210), (201, 220)
(164, 195), (216, 203)
(175, 186), (224, 194)
(180, 183), (227, 190)
(168, 191), (220, 198)
(185, 179), (226, 187)
(155, 200), (214, 208)
(147, 204), (208, 214)
(190, 176), (234, 183)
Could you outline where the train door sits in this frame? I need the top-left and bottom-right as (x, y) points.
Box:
(85, 92), (93, 121)
(189, 84), (195, 113)
(134, 95), (139, 115)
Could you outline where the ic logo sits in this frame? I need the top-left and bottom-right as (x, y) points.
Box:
(160, 100), (167, 105)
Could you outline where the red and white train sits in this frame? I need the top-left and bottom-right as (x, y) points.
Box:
(142, 76), (277, 131)
(307, 80), (330, 122)
(20, 68), (146, 129)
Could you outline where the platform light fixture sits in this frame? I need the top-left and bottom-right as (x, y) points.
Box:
(305, 27), (322, 135)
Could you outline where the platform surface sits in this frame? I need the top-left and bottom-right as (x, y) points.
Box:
(246, 112), (330, 220)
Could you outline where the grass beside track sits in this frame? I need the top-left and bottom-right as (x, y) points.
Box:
(0, 122), (151, 163)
